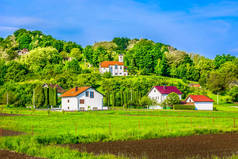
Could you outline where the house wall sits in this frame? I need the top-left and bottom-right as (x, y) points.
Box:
(194, 102), (213, 110)
(185, 97), (194, 103)
(99, 65), (127, 76)
(62, 88), (103, 111)
(148, 87), (163, 104)
(62, 97), (79, 111)
(148, 87), (182, 104)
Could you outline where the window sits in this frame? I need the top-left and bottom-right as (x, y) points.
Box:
(68, 107), (70, 110)
(80, 99), (84, 104)
(90, 91), (94, 98)
(120, 66), (122, 69)
(154, 89), (156, 92)
(80, 107), (85, 111)
(67, 99), (70, 103)
(115, 65), (118, 69)
(93, 107), (98, 110)
(115, 73), (117, 75)
(86, 91), (89, 97)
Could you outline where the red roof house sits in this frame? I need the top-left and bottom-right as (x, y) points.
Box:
(186, 95), (214, 102)
(154, 86), (183, 95)
(147, 86), (182, 106)
(185, 95), (214, 111)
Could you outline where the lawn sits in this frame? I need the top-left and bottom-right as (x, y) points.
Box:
(1, 107), (238, 159)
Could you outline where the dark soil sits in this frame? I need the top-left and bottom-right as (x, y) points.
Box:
(0, 128), (25, 136)
(68, 133), (238, 159)
(0, 150), (43, 159)
(0, 113), (23, 116)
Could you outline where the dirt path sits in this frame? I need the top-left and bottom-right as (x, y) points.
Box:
(68, 133), (238, 159)
(0, 113), (23, 116)
(0, 128), (25, 136)
(0, 150), (43, 159)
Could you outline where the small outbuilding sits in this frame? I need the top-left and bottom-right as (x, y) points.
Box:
(60, 86), (104, 111)
(185, 95), (214, 110)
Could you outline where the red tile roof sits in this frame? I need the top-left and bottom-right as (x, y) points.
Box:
(100, 61), (124, 68)
(60, 87), (90, 97)
(187, 95), (214, 102)
(154, 86), (182, 95)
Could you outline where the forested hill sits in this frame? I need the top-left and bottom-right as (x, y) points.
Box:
(0, 29), (237, 107)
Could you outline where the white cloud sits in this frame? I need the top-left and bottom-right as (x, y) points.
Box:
(0, 16), (43, 26)
(190, 1), (238, 18)
(0, 26), (19, 31)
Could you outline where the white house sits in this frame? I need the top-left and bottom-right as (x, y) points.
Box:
(148, 86), (182, 109)
(99, 54), (128, 76)
(60, 86), (104, 111)
(185, 95), (214, 111)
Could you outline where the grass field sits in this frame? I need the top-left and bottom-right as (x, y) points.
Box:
(1, 106), (238, 159)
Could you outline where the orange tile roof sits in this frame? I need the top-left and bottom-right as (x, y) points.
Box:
(187, 95), (214, 102)
(100, 61), (124, 68)
(60, 86), (90, 97)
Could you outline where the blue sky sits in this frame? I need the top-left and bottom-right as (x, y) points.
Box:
(0, 0), (238, 58)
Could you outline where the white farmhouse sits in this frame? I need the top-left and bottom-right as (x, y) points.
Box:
(148, 86), (182, 109)
(99, 54), (128, 76)
(185, 95), (214, 111)
(60, 86), (104, 111)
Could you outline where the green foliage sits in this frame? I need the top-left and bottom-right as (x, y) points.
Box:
(64, 59), (82, 74)
(69, 48), (83, 61)
(174, 104), (195, 110)
(112, 37), (130, 50)
(21, 47), (62, 72)
(228, 86), (238, 102)
(139, 96), (156, 107)
(155, 55), (169, 76)
(214, 54), (236, 69)
(163, 92), (180, 106)
(5, 61), (28, 82)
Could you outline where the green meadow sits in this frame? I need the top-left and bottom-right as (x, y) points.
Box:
(1, 105), (238, 159)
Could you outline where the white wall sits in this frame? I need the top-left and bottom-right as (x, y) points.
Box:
(62, 97), (79, 111)
(99, 65), (127, 76)
(62, 88), (103, 111)
(194, 102), (213, 111)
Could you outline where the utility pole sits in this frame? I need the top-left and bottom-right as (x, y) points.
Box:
(217, 93), (219, 105)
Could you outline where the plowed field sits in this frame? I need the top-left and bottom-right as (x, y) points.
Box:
(68, 133), (238, 159)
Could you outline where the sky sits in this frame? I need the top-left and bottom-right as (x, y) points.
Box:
(0, 0), (238, 58)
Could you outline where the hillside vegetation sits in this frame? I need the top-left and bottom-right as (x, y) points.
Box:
(0, 29), (237, 107)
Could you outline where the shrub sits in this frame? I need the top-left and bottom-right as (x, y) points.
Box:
(174, 104), (195, 110)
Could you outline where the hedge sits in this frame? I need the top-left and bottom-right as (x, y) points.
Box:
(174, 104), (195, 110)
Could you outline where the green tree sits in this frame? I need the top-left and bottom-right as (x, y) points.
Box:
(21, 47), (61, 72)
(228, 86), (238, 102)
(214, 54), (236, 69)
(163, 92), (180, 107)
(139, 96), (156, 108)
(70, 48), (83, 61)
(155, 55), (168, 76)
(112, 37), (130, 50)
(64, 59), (82, 74)
(5, 61), (28, 82)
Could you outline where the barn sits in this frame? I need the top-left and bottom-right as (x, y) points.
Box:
(60, 86), (104, 111)
(185, 95), (214, 111)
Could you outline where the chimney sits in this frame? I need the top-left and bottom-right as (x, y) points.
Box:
(75, 87), (78, 91)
